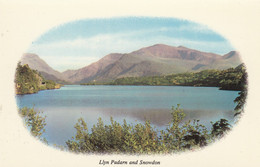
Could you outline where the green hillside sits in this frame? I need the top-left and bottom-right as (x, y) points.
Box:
(83, 64), (247, 91)
(15, 63), (62, 95)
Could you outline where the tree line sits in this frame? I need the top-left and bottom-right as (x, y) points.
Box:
(82, 64), (247, 91)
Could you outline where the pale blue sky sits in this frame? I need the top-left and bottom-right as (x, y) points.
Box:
(27, 17), (234, 72)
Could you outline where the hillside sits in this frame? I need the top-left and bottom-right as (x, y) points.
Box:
(103, 63), (247, 91)
(62, 53), (124, 83)
(21, 53), (67, 84)
(15, 63), (62, 95)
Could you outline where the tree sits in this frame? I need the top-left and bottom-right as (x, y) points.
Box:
(15, 63), (40, 94)
(182, 120), (209, 149)
(211, 119), (231, 139)
(65, 105), (233, 154)
(19, 107), (47, 143)
(66, 118), (93, 153)
(234, 64), (248, 116)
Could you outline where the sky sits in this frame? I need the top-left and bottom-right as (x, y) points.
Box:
(27, 17), (234, 72)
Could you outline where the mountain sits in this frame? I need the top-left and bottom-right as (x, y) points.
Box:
(63, 44), (242, 83)
(21, 44), (242, 84)
(20, 53), (67, 83)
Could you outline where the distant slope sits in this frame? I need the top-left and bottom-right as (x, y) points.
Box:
(196, 51), (242, 71)
(21, 53), (67, 83)
(107, 63), (247, 91)
(62, 53), (124, 83)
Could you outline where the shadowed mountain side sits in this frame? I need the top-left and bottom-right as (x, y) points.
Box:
(196, 51), (242, 71)
(21, 53), (66, 83)
(39, 71), (70, 84)
(85, 54), (200, 83)
(62, 53), (124, 83)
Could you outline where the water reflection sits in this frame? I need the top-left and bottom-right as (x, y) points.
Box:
(102, 108), (235, 127)
(39, 107), (235, 145)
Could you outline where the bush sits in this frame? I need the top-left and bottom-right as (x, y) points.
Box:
(19, 107), (47, 143)
(66, 105), (229, 154)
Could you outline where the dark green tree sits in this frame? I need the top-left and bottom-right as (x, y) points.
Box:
(211, 119), (231, 139)
(234, 65), (248, 116)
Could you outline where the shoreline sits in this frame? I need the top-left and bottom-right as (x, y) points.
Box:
(78, 84), (242, 91)
(15, 84), (63, 95)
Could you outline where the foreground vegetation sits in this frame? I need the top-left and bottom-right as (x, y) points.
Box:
(19, 107), (47, 143)
(66, 105), (231, 154)
(82, 64), (247, 91)
(19, 105), (232, 154)
(15, 62), (62, 95)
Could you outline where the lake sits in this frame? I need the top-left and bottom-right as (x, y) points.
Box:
(16, 85), (239, 145)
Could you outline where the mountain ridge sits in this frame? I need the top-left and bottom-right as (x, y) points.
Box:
(21, 44), (242, 84)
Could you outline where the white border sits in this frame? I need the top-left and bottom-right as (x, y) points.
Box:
(0, 0), (260, 167)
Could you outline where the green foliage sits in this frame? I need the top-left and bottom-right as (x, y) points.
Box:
(45, 80), (56, 89)
(15, 62), (61, 94)
(211, 119), (231, 139)
(19, 107), (47, 142)
(234, 89), (247, 116)
(160, 105), (188, 152)
(160, 105), (209, 152)
(66, 105), (229, 154)
(233, 64), (248, 115)
(66, 118), (92, 153)
(103, 64), (247, 91)
(15, 63), (40, 94)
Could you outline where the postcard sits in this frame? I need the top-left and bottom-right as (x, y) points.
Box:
(0, 0), (259, 167)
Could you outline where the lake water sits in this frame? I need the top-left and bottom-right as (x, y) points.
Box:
(16, 85), (239, 145)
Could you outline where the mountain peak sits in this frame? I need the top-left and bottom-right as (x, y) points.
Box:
(223, 51), (239, 59)
(22, 53), (40, 59)
(177, 45), (188, 49)
(21, 53), (65, 83)
(150, 43), (171, 47)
